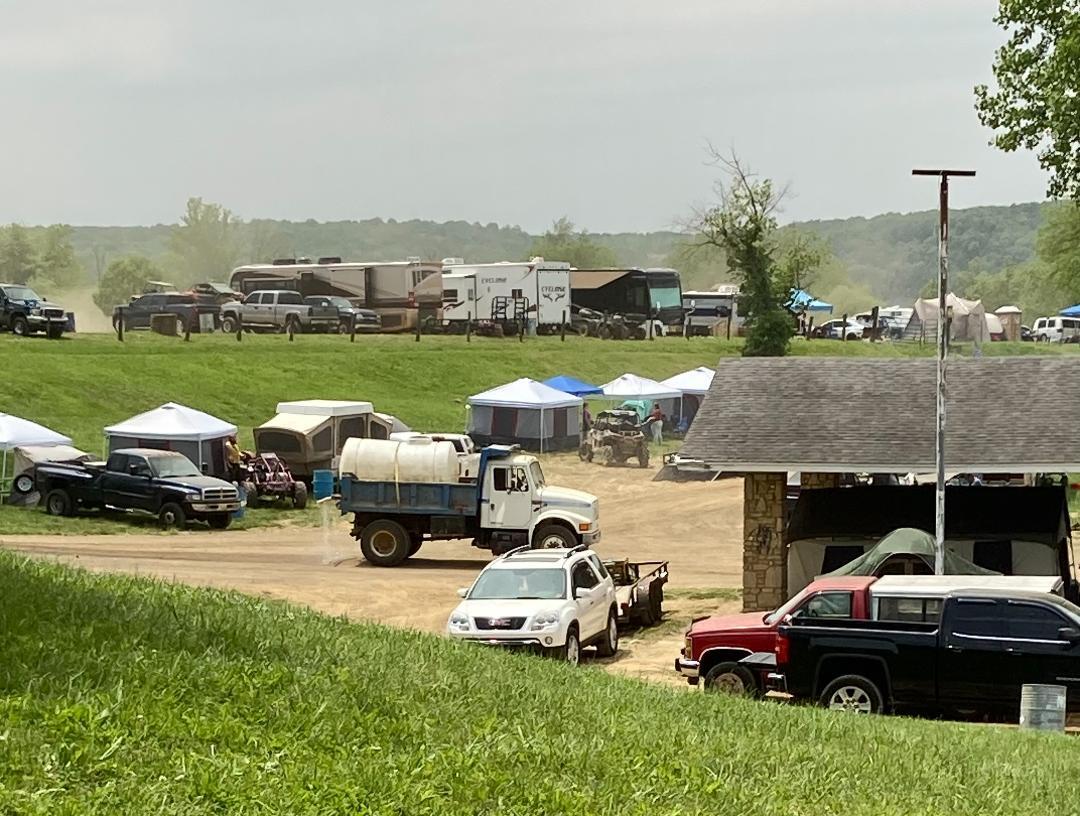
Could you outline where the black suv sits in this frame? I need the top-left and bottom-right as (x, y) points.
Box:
(304, 295), (381, 333)
(0, 284), (68, 337)
(113, 292), (218, 333)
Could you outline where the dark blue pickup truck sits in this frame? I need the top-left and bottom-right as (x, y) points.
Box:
(775, 589), (1080, 718)
(36, 449), (240, 530)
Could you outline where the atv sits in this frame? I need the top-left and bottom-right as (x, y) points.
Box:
(240, 452), (308, 509)
(579, 409), (650, 468)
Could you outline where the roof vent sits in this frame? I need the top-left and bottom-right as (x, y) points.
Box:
(296, 257), (312, 265)
(442, 257), (464, 266)
(272, 258), (296, 265)
(317, 256), (342, 265)
(406, 256), (422, 263)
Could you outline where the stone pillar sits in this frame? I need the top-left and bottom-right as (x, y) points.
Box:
(800, 472), (839, 489)
(742, 472), (787, 612)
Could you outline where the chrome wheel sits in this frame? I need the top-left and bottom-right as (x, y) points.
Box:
(715, 671), (748, 695)
(606, 617), (618, 653)
(828, 685), (873, 713)
(565, 632), (580, 666)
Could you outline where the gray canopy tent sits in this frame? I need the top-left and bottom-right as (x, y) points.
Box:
(467, 378), (583, 452)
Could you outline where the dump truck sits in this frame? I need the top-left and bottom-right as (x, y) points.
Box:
(338, 439), (600, 566)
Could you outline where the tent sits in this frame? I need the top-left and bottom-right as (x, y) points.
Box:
(541, 375), (602, 397)
(467, 378), (583, 452)
(104, 402), (237, 477)
(904, 293), (990, 343)
(602, 373), (683, 427)
(661, 366), (716, 428)
(823, 527), (999, 579)
(1061, 304), (1080, 318)
(0, 413), (72, 498)
(788, 289), (834, 313)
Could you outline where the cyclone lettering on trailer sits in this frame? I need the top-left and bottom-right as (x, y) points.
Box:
(540, 285), (567, 303)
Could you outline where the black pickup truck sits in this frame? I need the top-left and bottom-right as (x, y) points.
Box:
(0, 283), (68, 337)
(35, 449), (240, 529)
(775, 589), (1080, 718)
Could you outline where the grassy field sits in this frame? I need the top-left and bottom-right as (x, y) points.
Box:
(2, 332), (1075, 452)
(0, 552), (1077, 815)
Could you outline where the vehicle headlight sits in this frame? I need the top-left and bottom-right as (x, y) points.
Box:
(449, 612), (470, 632)
(530, 611), (560, 630)
(30, 307), (41, 315)
(683, 635), (692, 656)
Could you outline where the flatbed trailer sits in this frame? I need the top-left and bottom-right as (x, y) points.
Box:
(605, 558), (668, 627)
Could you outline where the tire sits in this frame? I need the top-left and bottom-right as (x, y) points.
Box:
(647, 581), (664, 624)
(12, 316), (29, 336)
(285, 315), (301, 334)
(175, 316), (186, 336)
(241, 481), (258, 507)
(595, 611), (619, 657)
(338, 320), (351, 334)
(703, 661), (758, 696)
(45, 488), (74, 517)
(406, 534), (423, 558)
(549, 625), (580, 666)
(13, 473), (35, 494)
(532, 524), (576, 550)
(578, 444), (590, 462)
(221, 315), (239, 334)
(638, 449), (650, 468)
(158, 502), (187, 529)
(207, 513), (231, 530)
(292, 481), (308, 509)
(819, 674), (884, 714)
(359, 519), (411, 566)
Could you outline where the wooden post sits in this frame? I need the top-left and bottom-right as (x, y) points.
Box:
(518, 318), (524, 342)
(350, 313), (356, 343)
(841, 313), (849, 340)
(415, 311), (421, 343)
(183, 313), (191, 342)
(116, 307), (124, 342)
(869, 305), (880, 342)
(288, 320), (295, 342)
(560, 309), (566, 341)
(466, 311), (472, 343)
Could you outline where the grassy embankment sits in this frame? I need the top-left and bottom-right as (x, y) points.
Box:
(1, 551), (1077, 815)
(1, 332), (1075, 534)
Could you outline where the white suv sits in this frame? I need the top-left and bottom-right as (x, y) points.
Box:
(447, 546), (619, 665)
(1032, 316), (1080, 343)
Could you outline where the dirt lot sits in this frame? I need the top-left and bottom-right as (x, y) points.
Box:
(0, 455), (745, 685)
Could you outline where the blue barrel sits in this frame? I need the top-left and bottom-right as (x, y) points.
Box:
(313, 469), (335, 500)
(65, 312), (76, 332)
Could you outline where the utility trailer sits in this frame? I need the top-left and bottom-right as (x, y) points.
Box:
(605, 558), (669, 627)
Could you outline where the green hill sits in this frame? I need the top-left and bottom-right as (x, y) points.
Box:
(2, 551), (1078, 815)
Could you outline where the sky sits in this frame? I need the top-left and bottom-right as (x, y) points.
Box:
(0, 0), (1049, 233)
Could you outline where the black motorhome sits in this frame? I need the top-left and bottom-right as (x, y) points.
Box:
(571, 268), (683, 329)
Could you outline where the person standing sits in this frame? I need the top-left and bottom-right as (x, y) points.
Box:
(582, 404), (593, 433)
(225, 435), (242, 483)
(647, 403), (664, 445)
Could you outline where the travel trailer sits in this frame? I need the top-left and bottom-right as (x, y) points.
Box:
(440, 258), (571, 332)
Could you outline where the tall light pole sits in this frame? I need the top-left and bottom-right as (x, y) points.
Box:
(912, 169), (975, 574)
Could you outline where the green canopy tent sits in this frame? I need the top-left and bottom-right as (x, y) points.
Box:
(823, 527), (1000, 578)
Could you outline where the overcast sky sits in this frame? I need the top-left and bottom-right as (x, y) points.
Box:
(0, 0), (1046, 232)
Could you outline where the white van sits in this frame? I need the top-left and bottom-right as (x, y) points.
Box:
(1032, 316), (1080, 343)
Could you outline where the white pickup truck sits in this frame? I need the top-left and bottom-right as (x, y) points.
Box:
(220, 290), (339, 333)
(447, 546), (620, 664)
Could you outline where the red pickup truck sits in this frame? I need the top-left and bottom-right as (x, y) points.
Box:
(675, 576), (876, 694)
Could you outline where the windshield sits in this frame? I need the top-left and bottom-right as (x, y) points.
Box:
(529, 462), (546, 488)
(469, 567), (566, 600)
(3, 286), (40, 301)
(325, 297), (353, 309)
(150, 455), (202, 478)
(763, 587), (814, 626)
(650, 284), (682, 310)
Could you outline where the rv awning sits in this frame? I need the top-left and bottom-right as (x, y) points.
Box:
(570, 270), (631, 290)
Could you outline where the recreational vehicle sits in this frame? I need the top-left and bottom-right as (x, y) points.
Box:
(229, 258), (442, 332)
(571, 267), (684, 331)
(440, 258), (571, 332)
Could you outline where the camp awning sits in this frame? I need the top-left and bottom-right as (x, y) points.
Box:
(1061, 304), (1080, 318)
(601, 373), (681, 401)
(788, 289), (833, 313)
(0, 413), (71, 450)
(542, 375), (602, 397)
(468, 378), (583, 409)
(823, 527), (999, 578)
(570, 270), (631, 290)
(661, 367), (715, 396)
(104, 402), (237, 441)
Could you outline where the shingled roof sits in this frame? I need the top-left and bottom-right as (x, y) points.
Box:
(681, 356), (1080, 473)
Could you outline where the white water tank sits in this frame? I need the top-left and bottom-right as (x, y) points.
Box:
(339, 438), (460, 484)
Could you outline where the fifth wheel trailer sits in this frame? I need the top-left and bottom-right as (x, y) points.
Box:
(440, 258), (571, 331)
(229, 259), (442, 332)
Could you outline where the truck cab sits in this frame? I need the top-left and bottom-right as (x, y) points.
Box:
(478, 448), (600, 550)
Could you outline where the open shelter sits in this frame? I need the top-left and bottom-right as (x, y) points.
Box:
(600, 373), (682, 421)
(104, 402), (237, 478)
(0, 413), (72, 498)
(660, 367), (715, 428)
(541, 375), (603, 397)
(467, 378), (583, 452)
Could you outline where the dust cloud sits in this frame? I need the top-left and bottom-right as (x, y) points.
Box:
(61, 287), (113, 333)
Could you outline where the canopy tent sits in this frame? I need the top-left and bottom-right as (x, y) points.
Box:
(660, 367), (716, 429)
(6, 444), (91, 506)
(104, 402), (237, 477)
(1061, 304), (1080, 318)
(823, 527), (998, 579)
(467, 378), (583, 452)
(541, 375), (603, 397)
(602, 373), (684, 429)
(0, 413), (73, 498)
(905, 293), (990, 343)
(788, 289), (833, 313)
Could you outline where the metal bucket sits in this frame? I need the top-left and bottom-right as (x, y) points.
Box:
(1019, 684), (1067, 732)
(312, 469), (335, 501)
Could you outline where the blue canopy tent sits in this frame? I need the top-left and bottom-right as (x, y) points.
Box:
(788, 289), (833, 314)
(542, 375), (603, 397)
(1060, 304), (1080, 318)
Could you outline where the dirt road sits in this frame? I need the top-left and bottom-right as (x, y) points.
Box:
(1, 455), (744, 684)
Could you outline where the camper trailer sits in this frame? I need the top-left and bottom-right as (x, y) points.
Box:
(229, 259), (442, 332)
(440, 258), (571, 332)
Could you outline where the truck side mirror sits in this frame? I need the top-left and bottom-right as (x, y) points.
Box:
(457, 587), (469, 599)
(128, 463), (140, 475)
(573, 586), (588, 600)
(1058, 626), (1080, 644)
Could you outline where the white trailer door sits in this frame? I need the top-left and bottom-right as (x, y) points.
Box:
(536, 268), (571, 325)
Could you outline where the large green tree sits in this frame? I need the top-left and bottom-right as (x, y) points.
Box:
(168, 197), (242, 284)
(93, 256), (162, 316)
(0, 224), (39, 285)
(692, 154), (792, 356)
(975, 0), (1080, 199)
(31, 224), (83, 291)
(527, 217), (619, 268)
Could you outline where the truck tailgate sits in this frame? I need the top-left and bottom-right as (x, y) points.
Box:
(339, 478), (478, 515)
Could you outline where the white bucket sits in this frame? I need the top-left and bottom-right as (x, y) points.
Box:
(1019, 684), (1067, 732)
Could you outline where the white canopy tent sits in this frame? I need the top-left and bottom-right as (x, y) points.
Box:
(0, 413), (72, 498)
(660, 366), (716, 428)
(104, 402), (238, 476)
(467, 378), (583, 452)
(601, 373), (684, 424)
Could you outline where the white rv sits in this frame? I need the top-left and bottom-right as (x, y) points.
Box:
(440, 258), (571, 331)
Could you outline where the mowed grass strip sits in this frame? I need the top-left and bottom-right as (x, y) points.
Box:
(0, 552), (1077, 815)
(0, 332), (1072, 452)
